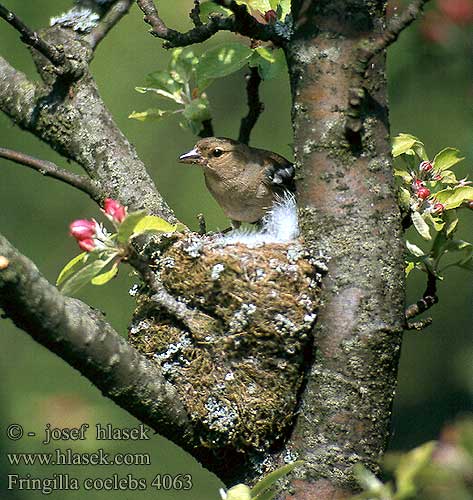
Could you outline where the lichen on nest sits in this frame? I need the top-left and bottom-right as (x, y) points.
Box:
(129, 232), (322, 453)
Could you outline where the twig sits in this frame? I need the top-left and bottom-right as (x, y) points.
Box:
(238, 66), (264, 145)
(127, 248), (218, 339)
(189, 0), (203, 27)
(0, 147), (103, 203)
(345, 0), (432, 143)
(86, 0), (133, 50)
(406, 318), (432, 331)
(137, 0), (279, 48)
(405, 270), (438, 326)
(197, 213), (207, 234)
(0, 3), (65, 67)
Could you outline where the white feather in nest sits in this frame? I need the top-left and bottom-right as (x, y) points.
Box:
(218, 193), (299, 246)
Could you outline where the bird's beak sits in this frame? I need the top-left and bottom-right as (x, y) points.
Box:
(178, 147), (202, 165)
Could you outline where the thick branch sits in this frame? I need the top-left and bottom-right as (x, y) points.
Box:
(86, 0), (134, 50)
(0, 147), (104, 203)
(0, 50), (175, 221)
(0, 233), (194, 449)
(345, 0), (432, 142)
(238, 66), (264, 145)
(0, 3), (65, 66)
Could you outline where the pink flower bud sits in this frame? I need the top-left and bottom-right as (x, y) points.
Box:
(420, 160), (433, 172)
(78, 238), (96, 252)
(69, 219), (97, 240)
(417, 187), (431, 199)
(264, 9), (278, 23)
(104, 198), (127, 223)
(413, 179), (424, 190)
(433, 203), (445, 213)
(467, 200), (473, 209)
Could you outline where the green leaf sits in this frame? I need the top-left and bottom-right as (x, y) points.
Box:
(392, 133), (425, 158)
(424, 213), (444, 232)
(135, 86), (184, 104)
(394, 169), (413, 183)
(250, 461), (303, 498)
(252, 488), (278, 500)
(445, 209), (459, 236)
(128, 109), (173, 122)
(169, 48), (199, 84)
(246, 0), (272, 13)
(183, 96), (211, 122)
(198, 1), (231, 20)
(56, 252), (88, 287)
(405, 262), (415, 276)
(398, 187), (411, 212)
(353, 464), (387, 495)
(116, 210), (148, 244)
(196, 42), (254, 90)
(411, 211), (431, 240)
(60, 257), (114, 296)
(434, 186), (473, 210)
(406, 241), (425, 257)
(394, 441), (436, 499)
(91, 262), (119, 285)
(250, 47), (286, 80)
(145, 69), (183, 96)
(433, 147), (464, 171)
(182, 96), (211, 134)
(274, 0), (291, 18)
(132, 215), (177, 236)
(225, 484), (251, 500)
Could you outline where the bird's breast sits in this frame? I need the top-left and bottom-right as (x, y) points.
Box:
(203, 167), (273, 223)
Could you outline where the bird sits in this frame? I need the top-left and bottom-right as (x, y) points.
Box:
(178, 137), (295, 228)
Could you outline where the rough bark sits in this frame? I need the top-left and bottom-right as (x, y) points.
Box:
(282, 1), (406, 496)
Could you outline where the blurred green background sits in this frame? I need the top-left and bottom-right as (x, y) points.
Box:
(0, 1), (471, 498)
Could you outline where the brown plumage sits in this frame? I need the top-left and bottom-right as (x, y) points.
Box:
(178, 137), (295, 227)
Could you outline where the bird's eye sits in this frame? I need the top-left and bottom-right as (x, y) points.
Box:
(212, 148), (224, 158)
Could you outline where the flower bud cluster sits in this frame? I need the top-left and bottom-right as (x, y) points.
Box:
(69, 198), (126, 252)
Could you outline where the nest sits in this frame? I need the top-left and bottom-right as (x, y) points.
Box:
(129, 233), (322, 453)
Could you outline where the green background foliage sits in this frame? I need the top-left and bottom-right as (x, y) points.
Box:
(0, 1), (472, 498)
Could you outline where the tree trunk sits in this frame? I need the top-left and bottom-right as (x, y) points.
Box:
(282, 1), (406, 496)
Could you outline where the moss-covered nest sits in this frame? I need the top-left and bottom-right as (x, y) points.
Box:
(129, 233), (322, 453)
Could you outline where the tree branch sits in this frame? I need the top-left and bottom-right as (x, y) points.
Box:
(0, 232), (194, 449)
(137, 0), (233, 47)
(85, 0), (134, 50)
(405, 270), (438, 325)
(0, 3), (65, 67)
(238, 66), (264, 145)
(136, 0), (282, 48)
(0, 51), (175, 221)
(345, 0), (432, 143)
(189, 0), (203, 27)
(0, 147), (104, 203)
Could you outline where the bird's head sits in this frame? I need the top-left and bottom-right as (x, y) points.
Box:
(178, 137), (242, 171)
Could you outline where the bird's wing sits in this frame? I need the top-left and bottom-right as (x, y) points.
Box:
(263, 152), (296, 193)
